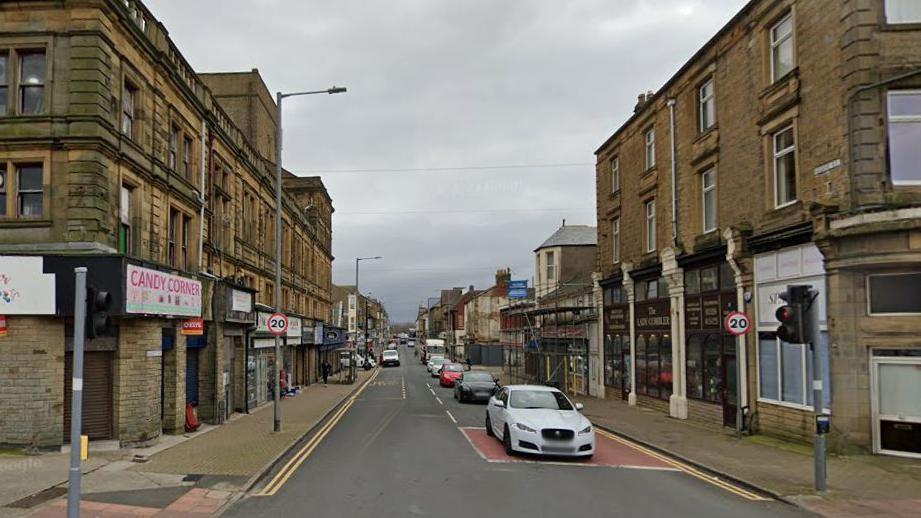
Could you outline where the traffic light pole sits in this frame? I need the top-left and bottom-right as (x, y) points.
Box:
(805, 291), (827, 492)
(68, 267), (87, 518)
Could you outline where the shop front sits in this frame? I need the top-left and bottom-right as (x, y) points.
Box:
(320, 326), (347, 377)
(285, 316), (302, 389)
(249, 310), (280, 410)
(632, 274), (672, 412)
(602, 281), (630, 401)
(220, 285), (255, 420)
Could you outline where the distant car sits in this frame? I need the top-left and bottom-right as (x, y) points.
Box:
(381, 350), (400, 367)
(485, 385), (594, 458)
(386, 343), (398, 350)
(439, 363), (464, 387)
(428, 357), (448, 377)
(407, 339), (416, 347)
(454, 371), (499, 403)
(426, 355), (445, 372)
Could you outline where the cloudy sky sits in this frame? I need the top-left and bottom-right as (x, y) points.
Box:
(147, 0), (747, 322)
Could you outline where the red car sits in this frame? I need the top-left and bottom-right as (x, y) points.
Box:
(439, 363), (465, 387)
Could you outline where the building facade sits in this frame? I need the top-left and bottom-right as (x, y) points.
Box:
(0, 0), (333, 448)
(594, 0), (921, 456)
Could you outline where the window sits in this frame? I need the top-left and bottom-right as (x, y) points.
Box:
(699, 79), (715, 131)
(545, 251), (555, 281)
(181, 214), (191, 270)
(773, 126), (796, 206)
(645, 199), (656, 253)
(887, 91), (921, 185)
(0, 53), (8, 115)
(168, 208), (179, 266)
(0, 165), (5, 217)
(611, 156), (620, 192)
(645, 128), (656, 170)
(770, 14), (795, 81)
(702, 169), (717, 232)
(16, 164), (42, 217)
(886, 0), (921, 23)
(169, 126), (179, 170)
(611, 218), (620, 263)
(122, 81), (137, 138)
(18, 51), (45, 114)
(758, 332), (831, 409)
(868, 273), (921, 315)
(120, 184), (133, 254)
(183, 136), (193, 180)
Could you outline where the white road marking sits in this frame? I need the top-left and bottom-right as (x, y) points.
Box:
(435, 396), (443, 405)
(445, 410), (457, 424)
(428, 388), (436, 396)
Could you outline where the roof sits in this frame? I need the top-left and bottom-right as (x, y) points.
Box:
(535, 225), (597, 251)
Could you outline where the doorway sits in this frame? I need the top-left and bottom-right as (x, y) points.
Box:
(872, 354), (921, 458)
(722, 351), (738, 428)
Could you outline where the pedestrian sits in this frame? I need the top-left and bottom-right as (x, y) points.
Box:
(466, 356), (472, 371)
(322, 360), (331, 385)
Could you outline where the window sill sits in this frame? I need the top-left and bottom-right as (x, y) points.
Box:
(0, 218), (52, 228)
(881, 22), (921, 31)
(695, 125), (718, 142)
(757, 397), (830, 415)
(643, 166), (657, 176)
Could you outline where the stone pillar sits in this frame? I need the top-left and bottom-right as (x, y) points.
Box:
(662, 247), (687, 419)
(622, 262), (637, 406)
(590, 271), (605, 399)
(115, 318), (162, 446)
(725, 228), (753, 423)
(161, 324), (187, 434)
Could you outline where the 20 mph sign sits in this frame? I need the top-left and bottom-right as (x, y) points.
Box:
(268, 313), (289, 336)
(724, 311), (751, 336)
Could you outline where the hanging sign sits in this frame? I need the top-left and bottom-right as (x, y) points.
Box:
(181, 318), (204, 336)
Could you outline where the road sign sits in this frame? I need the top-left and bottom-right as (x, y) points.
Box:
(724, 311), (751, 336)
(268, 313), (289, 336)
(508, 280), (528, 299)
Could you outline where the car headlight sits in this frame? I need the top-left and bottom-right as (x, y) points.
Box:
(515, 423), (536, 433)
(578, 425), (592, 435)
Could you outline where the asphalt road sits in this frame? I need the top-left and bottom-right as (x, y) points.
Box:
(226, 347), (809, 518)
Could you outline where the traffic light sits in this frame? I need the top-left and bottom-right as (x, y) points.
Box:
(775, 285), (813, 344)
(86, 286), (113, 338)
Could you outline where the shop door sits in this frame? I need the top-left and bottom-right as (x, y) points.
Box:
(874, 360), (921, 458)
(255, 354), (268, 404)
(186, 348), (200, 405)
(64, 352), (113, 441)
(722, 353), (738, 427)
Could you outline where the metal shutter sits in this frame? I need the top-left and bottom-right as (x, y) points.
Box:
(64, 352), (114, 442)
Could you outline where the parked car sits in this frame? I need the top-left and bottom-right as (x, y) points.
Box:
(381, 350), (400, 367)
(428, 357), (448, 377)
(485, 385), (594, 459)
(426, 354), (445, 372)
(454, 371), (499, 403)
(439, 363), (465, 387)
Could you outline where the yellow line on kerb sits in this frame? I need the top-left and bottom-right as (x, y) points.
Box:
(596, 429), (769, 501)
(257, 368), (380, 497)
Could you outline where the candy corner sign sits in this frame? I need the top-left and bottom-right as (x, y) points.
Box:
(126, 264), (202, 317)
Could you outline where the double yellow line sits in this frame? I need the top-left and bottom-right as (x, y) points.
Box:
(257, 369), (380, 497)
(596, 429), (769, 501)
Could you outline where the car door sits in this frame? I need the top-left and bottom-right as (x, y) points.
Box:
(491, 388), (510, 434)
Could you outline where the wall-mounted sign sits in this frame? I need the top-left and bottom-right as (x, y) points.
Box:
(635, 300), (671, 331)
(181, 318), (204, 336)
(268, 313), (288, 337)
(0, 256), (55, 315)
(126, 265), (201, 317)
(508, 280), (529, 299)
(813, 159), (841, 176)
(287, 317), (302, 338)
(231, 289), (253, 313)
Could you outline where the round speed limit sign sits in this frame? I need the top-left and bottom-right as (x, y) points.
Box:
(724, 311), (751, 336)
(268, 313), (289, 336)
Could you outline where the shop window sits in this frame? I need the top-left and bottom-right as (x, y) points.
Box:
(660, 335), (673, 398)
(686, 335), (704, 399)
(636, 336), (647, 395)
(868, 273), (921, 314)
(758, 332), (831, 409)
(685, 270), (700, 295)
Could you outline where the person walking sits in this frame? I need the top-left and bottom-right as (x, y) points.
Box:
(322, 360), (331, 385)
(465, 356), (472, 371)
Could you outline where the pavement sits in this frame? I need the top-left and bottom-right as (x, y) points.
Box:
(571, 392), (921, 517)
(0, 369), (375, 518)
(225, 347), (806, 517)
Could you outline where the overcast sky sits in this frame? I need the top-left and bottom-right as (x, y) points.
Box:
(147, 0), (747, 322)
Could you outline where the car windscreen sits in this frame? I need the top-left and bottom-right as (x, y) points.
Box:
(383, 351), (398, 358)
(509, 390), (574, 410)
(431, 358), (446, 365)
(462, 372), (493, 382)
(443, 364), (463, 372)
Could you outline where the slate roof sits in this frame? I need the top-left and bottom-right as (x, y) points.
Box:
(535, 225), (597, 251)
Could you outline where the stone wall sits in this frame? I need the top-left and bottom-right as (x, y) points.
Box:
(0, 317), (64, 448)
(115, 318), (162, 446)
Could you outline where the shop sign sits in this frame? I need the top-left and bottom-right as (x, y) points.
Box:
(635, 300), (670, 331)
(0, 256), (55, 315)
(0, 315), (7, 337)
(287, 317), (302, 339)
(231, 289), (253, 313)
(253, 338), (277, 349)
(126, 264), (201, 317)
(181, 318), (204, 336)
(605, 305), (628, 333)
(314, 324), (324, 345)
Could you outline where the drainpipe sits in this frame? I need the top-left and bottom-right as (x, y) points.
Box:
(667, 98), (678, 247)
(197, 119), (207, 272)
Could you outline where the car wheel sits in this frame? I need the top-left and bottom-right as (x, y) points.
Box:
(503, 425), (514, 455)
(485, 413), (494, 437)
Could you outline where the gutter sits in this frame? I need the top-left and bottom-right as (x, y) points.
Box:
(668, 98), (678, 247)
(197, 119), (207, 272)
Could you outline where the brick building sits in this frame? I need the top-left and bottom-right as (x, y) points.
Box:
(594, 0), (921, 457)
(0, 0), (334, 448)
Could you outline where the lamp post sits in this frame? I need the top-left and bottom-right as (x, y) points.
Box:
(355, 256), (382, 373)
(273, 86), (346, 432)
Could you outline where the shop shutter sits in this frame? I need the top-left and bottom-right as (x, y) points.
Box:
(186, 348), (200, 405)
(64, 352), (114, 442)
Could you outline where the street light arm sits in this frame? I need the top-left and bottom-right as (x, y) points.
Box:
(280, 86), (347, 99)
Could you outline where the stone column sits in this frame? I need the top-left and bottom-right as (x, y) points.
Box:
(662, 247), (687, 419)
(590, 271), (605, 399)
(115, 318), (162, 446)
(725, 227), (752, 423)
(161, 324), (187, 434)
(622, 262), (637, 406)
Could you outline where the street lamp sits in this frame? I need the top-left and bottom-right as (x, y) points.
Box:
(273, 85), (346, 433)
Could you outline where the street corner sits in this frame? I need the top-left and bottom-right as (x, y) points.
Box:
(458, 427), (678, 471)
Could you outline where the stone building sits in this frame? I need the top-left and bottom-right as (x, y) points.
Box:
(0, 0), (333, 449)
(594, 0), (921, 457)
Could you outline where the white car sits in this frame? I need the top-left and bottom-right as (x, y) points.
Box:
(426, 355), (445, 372)
(381, 350), (400, 367)
(428, 357), (448, 376)
(485, 385), (594, 458)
